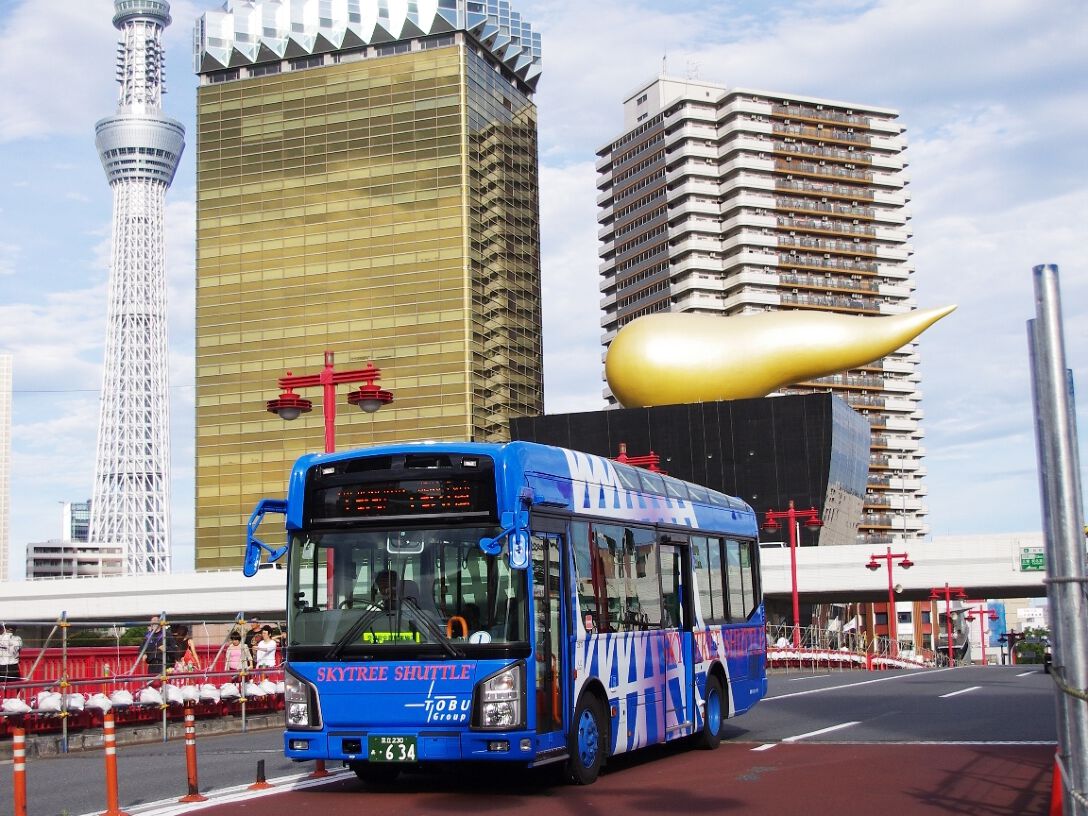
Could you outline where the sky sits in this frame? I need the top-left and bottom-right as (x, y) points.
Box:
(0, 0), (1084, 578)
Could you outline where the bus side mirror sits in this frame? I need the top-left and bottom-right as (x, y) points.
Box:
(243, 498), (289, 578)
(479, 510), (530, 568)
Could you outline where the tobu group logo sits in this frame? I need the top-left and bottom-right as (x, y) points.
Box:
(405, 689), (472, 723)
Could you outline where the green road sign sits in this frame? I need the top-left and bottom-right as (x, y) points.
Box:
(1020, 546), (1046, 572)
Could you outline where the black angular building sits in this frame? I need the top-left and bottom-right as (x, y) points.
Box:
(510, 393), (869, 546)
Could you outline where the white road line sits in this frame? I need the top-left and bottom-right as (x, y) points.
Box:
(74, 767), (353, 816)
(766, 667), (956, 700)
(787, 675), (824, 682)
(939, 685), (981, 699)
(782, 721), (860, 742)
(1016, 670), (1037, 677)
(751, 743), (777, 751)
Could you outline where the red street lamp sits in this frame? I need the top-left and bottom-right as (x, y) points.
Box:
(963, 602), (999, 665)
(929, 583), (967, 666)
(762, 500), (823, 648)
(865, 546), (914, 658)
(266, 350), (393, 454)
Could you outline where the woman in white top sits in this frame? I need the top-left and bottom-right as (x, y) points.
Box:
(0, 624), (21, 681)
(254, 626), (278, 675)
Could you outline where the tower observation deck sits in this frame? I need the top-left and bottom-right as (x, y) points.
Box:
(89, 0), (184, 574)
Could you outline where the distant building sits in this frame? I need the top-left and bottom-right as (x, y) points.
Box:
(191, 0), (544, 569)
(0, 353), (9, 582)
(26, 499), (122, 580)
(595, 77), (924, 547)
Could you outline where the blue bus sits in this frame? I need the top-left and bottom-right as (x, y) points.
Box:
(244, 441), (766, 785)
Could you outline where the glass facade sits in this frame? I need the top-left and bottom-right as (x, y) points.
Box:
(194, 44), (542, 569)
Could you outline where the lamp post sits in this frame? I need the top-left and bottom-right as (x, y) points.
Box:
(865, 547), (914, 658)
(963, 603), (999, 665)
(929, 583), (967, 667)
(266, 350), (393, 454)
(762, 501), (823, 648)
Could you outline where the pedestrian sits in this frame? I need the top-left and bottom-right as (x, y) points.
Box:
(0, 624), (22, 682)
(171, 625), (201, 674)
(242, 617), (263, 661)
(141, 615), (165, 673)
(254, 626), (278, 680)
(225, 632), (250, 681)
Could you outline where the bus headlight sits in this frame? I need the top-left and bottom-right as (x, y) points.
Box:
(474, 664), (523, 730)
(285, 669), (321, 730)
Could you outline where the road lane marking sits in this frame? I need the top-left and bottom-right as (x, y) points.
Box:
(751, 743), (777, 751)
(74, 767), (353, 816)
(787, 674), (825, 682)
(938, 685), (981, 698)
(782, 721), (860, 742)
(766, 667), (956, 700)
(1016, 670), (1036, 677)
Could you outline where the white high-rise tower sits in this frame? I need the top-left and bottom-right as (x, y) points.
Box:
(90, 0), (184, 574)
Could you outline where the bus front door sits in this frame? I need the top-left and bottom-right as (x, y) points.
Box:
(659, 541), (694, 737)
(531, 532), (565, 739)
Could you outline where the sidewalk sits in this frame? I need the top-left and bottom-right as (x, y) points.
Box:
(1, 710), (283, 760)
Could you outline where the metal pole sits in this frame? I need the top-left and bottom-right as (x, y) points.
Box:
(885, 549), (898, 658)
(944, 588), (954, 666)
(322, 351), (337, 455)
(1029, 263), (1088, 816)
(788, 502), (801, 648)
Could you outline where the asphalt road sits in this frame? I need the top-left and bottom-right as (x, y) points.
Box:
(0, 665), (1058, 816)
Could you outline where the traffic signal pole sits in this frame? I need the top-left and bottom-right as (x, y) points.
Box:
(1028, 263), (1088, 815)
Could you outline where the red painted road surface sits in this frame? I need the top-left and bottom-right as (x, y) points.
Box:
(192, 743), (1054, 815)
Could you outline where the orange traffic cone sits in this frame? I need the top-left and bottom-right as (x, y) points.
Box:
(1050, 750), (1063, 816)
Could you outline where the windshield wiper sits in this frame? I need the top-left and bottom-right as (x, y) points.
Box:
(326, 606), (385, 660)
(401, 597), (464, 657)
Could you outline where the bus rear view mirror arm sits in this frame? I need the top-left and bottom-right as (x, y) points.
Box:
(479, 509), (530, 569)
(243, 498), (289, 577)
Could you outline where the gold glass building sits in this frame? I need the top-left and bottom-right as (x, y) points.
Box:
(193, 2), (543, 569)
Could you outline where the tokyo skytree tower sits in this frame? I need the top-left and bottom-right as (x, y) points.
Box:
(90, 0), (184, 573)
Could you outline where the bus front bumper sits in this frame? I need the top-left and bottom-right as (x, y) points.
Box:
(285, 729), (540, 763)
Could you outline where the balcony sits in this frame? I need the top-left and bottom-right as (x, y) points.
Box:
(771, 122), (872, 147)
(774, 178), (875, 202)
(776, 215), (876, 238)
(771, 103), (870, 128)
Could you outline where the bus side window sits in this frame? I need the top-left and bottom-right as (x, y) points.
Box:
(571, 521), (599, 632)
(725, 539), (758, 621)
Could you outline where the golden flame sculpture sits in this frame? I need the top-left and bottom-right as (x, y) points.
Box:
(605, 306), (956, 407)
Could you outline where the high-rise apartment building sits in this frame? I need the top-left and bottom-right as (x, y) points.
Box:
(192, 1), (543, 569)
(596, 77), (923, 546)
(26, 500), (123, 579)
(0, 354), (10, 582)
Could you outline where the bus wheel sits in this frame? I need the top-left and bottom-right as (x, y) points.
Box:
(349, 762), (401, 786)
(566, 696), (606, 785)
(694, 675), (724, 750)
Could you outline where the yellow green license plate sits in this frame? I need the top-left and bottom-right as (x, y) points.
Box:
(368, 735), (417, 763)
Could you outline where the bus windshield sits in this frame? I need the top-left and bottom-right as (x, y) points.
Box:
(287, 525), (529, 655)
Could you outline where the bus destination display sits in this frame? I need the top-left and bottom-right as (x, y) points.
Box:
(316, 478), (490, 519)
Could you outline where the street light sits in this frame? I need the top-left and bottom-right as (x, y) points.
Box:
(266, 350), (393, 454)
(763, 500), (823, 648)
(929, 583), (967, 667)
(865, 546), (913, 658)
(963, 602), (999, 665)
(998, 630), (1026, 666)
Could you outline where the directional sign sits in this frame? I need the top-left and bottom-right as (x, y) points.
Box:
(1019, 546), (1046, 572)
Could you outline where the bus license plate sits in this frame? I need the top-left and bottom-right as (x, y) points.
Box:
(368, 735), (417, 763)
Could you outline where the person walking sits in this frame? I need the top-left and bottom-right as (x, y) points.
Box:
(0, 624), (22, 682)
(171, 625), (201, 674)
(225, 632), (250, 681)
(253, 626), (278, 681)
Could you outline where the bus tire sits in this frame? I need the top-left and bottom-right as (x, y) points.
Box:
(566, 695), (606, 785)
(694, 674), (724, 750)
(348, 762), (401, 786)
